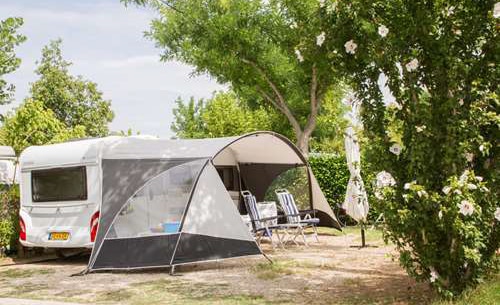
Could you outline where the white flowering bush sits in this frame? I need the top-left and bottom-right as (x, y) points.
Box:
(327, 0), (500, 298)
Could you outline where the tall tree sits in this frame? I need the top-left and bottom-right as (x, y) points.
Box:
(29, 39), (114, 137)
(0, 100), (86, 155)
(171, 91), (272, 138)
(125, 0), (345, 153)
(172, 90), (347, 152)
(0, 17), (25, 107)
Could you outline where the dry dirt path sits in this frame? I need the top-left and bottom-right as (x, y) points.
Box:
(0, 229), (434, 304)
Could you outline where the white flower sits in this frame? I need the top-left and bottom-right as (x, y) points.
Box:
(376, 171), (396, 189)
(344, 39), (358, 54)
(479, 144), (485, 152)
(494, 2), (500, 18)
(495, 208), (500, 221)
(458, 98), (464, 106)
(442, 186), (451, 195)
(404, 183), (411, 190)
(416, 125), (426, 133)
(375, 190), (384, 200)
(389, 143), (402, 156)
(316, 31), (326, 46)
(405, 58), (419, 72)
(295, 49), (304, 62)
(459, 170), (469, 184)
(429, 270), (438, 283)
(465, 153), (474, 162)
(417, 190), (427, 198)
(378, 25), (389, 37)
(438, 210), (443, 220)
(326, 2), (337, 14)
(386, 100), (402, 110)
(453, 28), (462, 36)
(445, 6), (455, 17)
(467, 183), (478, 190)
(475, 176), (483, 182)
(454, 189), (462, 195)
(319, 0), (326, 8)
(459, 200), (474, 216)
(290, 22), (298, 29)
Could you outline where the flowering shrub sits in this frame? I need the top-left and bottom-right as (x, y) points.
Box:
(323, 0), (500, 297)
(375, 170), (499, 297)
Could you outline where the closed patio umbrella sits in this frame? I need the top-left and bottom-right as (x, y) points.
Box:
(341, 94), (370, 246)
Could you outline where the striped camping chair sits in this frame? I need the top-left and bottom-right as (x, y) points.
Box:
(275, 189), (320, 245)
(241, 190), (283, 249)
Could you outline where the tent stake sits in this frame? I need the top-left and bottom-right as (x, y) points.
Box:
(169, 265), (176, 275)
(262, 252), (273, 264)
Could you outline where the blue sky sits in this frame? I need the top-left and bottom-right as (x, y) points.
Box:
(0, 0), (225, 137)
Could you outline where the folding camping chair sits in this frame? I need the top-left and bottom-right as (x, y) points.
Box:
(275, 189), (320, 246)
(241, 190), (284, 249)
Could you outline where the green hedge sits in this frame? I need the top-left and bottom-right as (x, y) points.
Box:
(308, 153), (350, 209)
(0, 185), (19, 256)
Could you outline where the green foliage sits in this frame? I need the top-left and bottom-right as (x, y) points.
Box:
(308, 154), (349, 209)
(172, 90), (347, 154)
(0, 17), (26, 106)
(333, 0), (500, 297)
(172, 91), (273, 138)
(30, 39), (114, 137)
(129, 0), (347, 152)
(0, 185), (19, 255)
(264, 167), (310, 209)
(0, 100), (86, 154)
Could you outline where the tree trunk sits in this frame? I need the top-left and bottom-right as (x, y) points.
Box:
(296, 132), (310, 155)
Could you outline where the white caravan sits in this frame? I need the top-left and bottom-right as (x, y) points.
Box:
(18, 133), (339, 251)
(18, 137), (116, 249)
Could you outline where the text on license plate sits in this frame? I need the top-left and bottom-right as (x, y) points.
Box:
(49, 232), (70, 241)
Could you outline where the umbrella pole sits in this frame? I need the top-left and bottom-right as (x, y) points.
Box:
(361, 223), (366, 248)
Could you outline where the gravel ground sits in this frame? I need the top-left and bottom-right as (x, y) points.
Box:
(0, 229), (434, 305)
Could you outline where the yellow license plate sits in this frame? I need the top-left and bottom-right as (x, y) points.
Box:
(49, 232), (70, 241)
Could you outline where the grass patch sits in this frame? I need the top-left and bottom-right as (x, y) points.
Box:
(101, 278), (281, 305)
(96, 289), (136, 303)
(431, 274), (500, 305)
(251, 261), (295, 280)
(341, 226), (384, 244)
(0, 267), (54, 279)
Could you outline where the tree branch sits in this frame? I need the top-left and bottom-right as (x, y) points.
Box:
(241, 58), (302, 135)
(303, 65), (320, 138)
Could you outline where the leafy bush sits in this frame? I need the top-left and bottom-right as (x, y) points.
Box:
(331, 0), (499, 297)
(375, 171), (499, 297)
(0, 185), (19, 256)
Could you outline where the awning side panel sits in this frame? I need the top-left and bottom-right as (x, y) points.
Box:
(181, 163), (255, 242)
(309, 170), (342, 230)
(87, 158), (205, 271)
(172, 233), (261, 265)
(91, 234), (180, 270)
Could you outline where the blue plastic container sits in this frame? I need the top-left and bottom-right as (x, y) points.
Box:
(163, 222), (180, 233)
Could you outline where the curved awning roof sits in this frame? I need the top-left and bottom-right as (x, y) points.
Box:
(19, 132), (305, 170)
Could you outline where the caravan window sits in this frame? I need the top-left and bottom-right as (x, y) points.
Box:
(32, 166), (87, 202)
